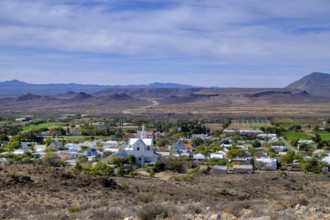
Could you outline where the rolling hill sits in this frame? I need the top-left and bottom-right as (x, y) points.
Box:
(286, 72), (330, 97)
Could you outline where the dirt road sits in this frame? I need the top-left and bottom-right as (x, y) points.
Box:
(123, 98), (159, 114)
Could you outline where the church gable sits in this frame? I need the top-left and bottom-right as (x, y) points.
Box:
(132, 139), (146, 151)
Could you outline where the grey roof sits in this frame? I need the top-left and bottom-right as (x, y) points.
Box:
(213, 165), (227, 170)
(233, 165), (253, 169)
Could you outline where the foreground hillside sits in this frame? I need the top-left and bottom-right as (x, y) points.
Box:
(0, 165), (329, 220)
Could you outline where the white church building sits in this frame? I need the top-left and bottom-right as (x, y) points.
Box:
(111, 125), (161, 167)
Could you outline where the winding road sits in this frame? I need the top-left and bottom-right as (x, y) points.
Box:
(122, 98), (159, 114)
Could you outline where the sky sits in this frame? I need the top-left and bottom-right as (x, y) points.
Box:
(0, 0), (330, 87)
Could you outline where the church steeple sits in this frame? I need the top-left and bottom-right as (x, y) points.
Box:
(140, 124), (147, 139)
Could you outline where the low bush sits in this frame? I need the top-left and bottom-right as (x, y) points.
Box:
(138, 204), (169, 220)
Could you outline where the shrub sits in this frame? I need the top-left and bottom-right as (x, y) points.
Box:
(164, 160), (185, 173)
(138, 204), (169, 220)
(67, 205), (85, 213)
(43, 153), (65, 167)
(98, 177), (118, 189)
(183, 174), (193, 183)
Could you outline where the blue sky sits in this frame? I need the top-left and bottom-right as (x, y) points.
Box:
(0, 0), (330, 87)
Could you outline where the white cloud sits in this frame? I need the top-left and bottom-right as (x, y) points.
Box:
(0, 0), (329, 86)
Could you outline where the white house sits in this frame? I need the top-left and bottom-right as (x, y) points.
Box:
(13, 149), (31, 155)
(298, 140), (314, 144)
(257, 134), (277, 138)
(239, 130), (264, 136)
(223, 129), (237, 136)
(111, 150), (161, 167)
(272, 145), (287, 152)
(210, 151), (227, 160)
(322, 157), (330, 164)
(255, 157), (277, 170)
(193, 153), (206, 161)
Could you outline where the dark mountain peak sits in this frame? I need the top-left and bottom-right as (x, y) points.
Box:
(16, 93), (42, 101)
(70, 92), (94, 101)
(65, 91), (78, 95)
(99, 93), (134, 101)
(1, 79), (27, 85)
(310, 72), (328, 77)
(286, 72), (330, 97)
(110, 93), (133, 100)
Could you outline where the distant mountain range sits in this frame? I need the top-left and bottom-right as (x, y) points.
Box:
(0, 80), (201, 97)
(0, 72), (330, 98)
(0, 72), (330, 116)
(286, 72), (330, 97)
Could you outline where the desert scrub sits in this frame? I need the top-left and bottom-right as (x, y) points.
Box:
(183, 174), (194, 183)
(138, 204), (174, 220)
(67, 205), (85, 213)
(222, 201), (251, 217)
(137, 193), (153, 203)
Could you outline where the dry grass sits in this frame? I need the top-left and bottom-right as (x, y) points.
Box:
(0, 165), (329, 219)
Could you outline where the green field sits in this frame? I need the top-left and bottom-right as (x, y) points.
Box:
(317, 132), (330, 141)
(23, 123), (66, 132)
(283, 131), (309, 140)
(235, 119), (269, 124)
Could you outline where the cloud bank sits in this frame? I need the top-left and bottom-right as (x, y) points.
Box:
(0, 0), (329, 87)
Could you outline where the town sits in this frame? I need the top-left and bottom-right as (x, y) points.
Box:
(1, 116), (330, 176)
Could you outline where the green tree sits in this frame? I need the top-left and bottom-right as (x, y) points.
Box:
(43, 153), (65, 167)
(92, 161), (114, 176)
(252, 140), (261, 148)
(156, 138), (168, 147)
(280, 150), (295, 165)
(226, 148), (245, 159)
(126, 154), (136, 165)
(108, 156), (123, 166)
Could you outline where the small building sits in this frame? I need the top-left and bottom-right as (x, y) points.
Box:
(322, 157), (330, 164)
(168, 141), (186, 151)
(232, 165), (253, 174)
(15, 118), (27, 122)
(227, 158), (250, 173)
(255, 157), (277, 170)
(87, 148), (101, 158)
(272, 145), (287, 152)
(210, 151), (226, 160)
(239, 130), (264, 136)
(213, 165), (228, 174)
(13, 149), (30, 155)
(322, 166), (329, 173)
(257, 134), (277, 138)
(50, 141), (62, 148)
(223, 129), (238, 136)
(193, 153), (206, 161)
(110, 150), (161, 167)
(21, 142), (36, 149)
(0, 158), (7, 165)
(191, 134), (212, 140)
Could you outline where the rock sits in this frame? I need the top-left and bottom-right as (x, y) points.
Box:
(221, 212), (237, 220)
(209, 213), (221, 220)
(250, 216), (270, 220)
(123, 217), (135, 220)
